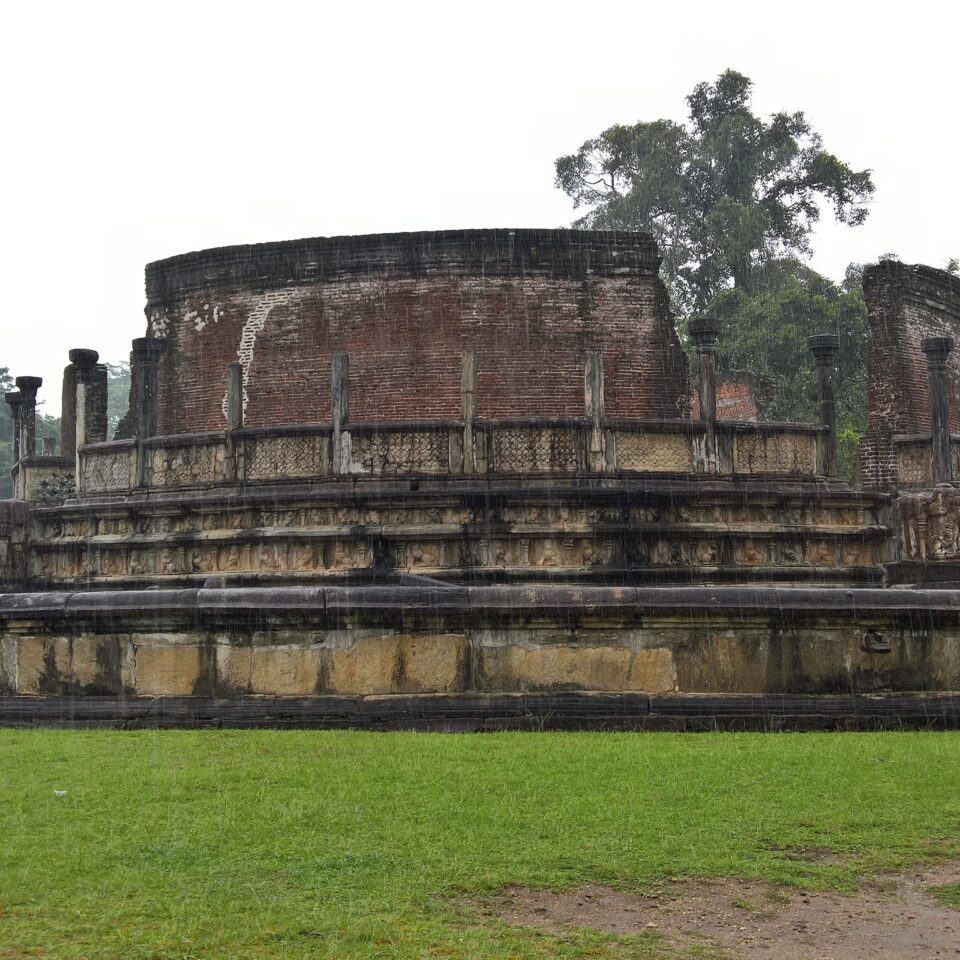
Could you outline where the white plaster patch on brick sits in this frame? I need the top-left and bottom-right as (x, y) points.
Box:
(150, 310), (170, 338)
(222, 288), (300, 420)
(191, 303), (225, 334)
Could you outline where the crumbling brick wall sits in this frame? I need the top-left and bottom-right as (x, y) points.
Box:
(690, 375), (760, 421)
(144, 229), (689, 433)
(859, 261), (960, 489)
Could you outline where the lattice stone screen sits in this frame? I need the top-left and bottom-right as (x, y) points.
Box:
(733, 432), (816, 475)
(242, 433), (327, 481)
(489, 427), (578, 473)
(896, 440), (934, 486)
(80, 448), (134, 492)
(613, 431), (692, 472)
(350, 431), (451, 475)
(151, 441), (226, 487)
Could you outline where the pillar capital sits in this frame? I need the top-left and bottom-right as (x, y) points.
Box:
(15, 376), (42, 399)
(689, 316), (721, 350)
(132, 337), (167, 365)
(807, 333), (839, 365)
(4, 390), (21, 413)
(69, 348), (100, 382)
(922, 336), (954, 368)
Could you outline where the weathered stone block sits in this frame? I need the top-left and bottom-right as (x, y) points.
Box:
(476, 642), (674, 693)
(323, 633), (468, 695)
(135, 641), (202, 696)
(250, 643), (323, 696)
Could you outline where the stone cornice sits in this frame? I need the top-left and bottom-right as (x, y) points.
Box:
(145, 228), (662, 310)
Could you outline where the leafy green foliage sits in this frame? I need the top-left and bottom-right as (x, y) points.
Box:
(1, 730), (958, 959)
(106, 361), (131, 439)
(704, 258), (868, 478)
(555, 69), (874, 316)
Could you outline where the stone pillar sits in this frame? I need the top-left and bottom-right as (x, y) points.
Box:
(461, 349), (476, 473)
(224, 362), (244, 483)
(584, 351), (606, 472)
(226, 362), (244, 431)
(331, 352), (350, 474)
(4, 392), (21, 464)
(60, 364), (76, 458)
(14, 377), (42, 460)
(89, 364), (108, 444)
(132, 337), (167, 487)
(922, 336), (954, 483)
(70, 349), (101, 479)
(41, 437), (55, 455)
(808, 334), (840, 478)
(689, 317), (721, 471)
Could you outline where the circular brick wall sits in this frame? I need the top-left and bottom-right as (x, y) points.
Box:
(144, 229), (688, 434)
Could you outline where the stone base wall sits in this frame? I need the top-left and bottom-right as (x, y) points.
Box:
(2, 586), (958, 698)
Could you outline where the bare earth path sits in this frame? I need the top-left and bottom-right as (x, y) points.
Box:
(487, 862), (960, 959)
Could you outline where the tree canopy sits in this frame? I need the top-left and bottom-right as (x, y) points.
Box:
(555, 70), (875, 316)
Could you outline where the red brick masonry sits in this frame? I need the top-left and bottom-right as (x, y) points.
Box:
(145, 229), (689, 433)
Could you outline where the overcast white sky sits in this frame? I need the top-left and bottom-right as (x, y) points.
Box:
(2, 0), (958, 415)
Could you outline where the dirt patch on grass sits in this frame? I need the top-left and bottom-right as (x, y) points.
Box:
(485, 862), (960, 958)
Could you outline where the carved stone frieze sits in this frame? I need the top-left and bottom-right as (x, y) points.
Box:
(898, 487), (960, 561)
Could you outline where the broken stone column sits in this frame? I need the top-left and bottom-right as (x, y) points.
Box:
(70, 349), (102, 478)
(132, 337), (167, 486)
(331, 352), (350, 474)
(461, 349), (476, 473)
(4, 392), (21, 464)
(922, 336), (954, 483)
(808, 334), (840, 477)
(584, 351), (606, 472)
(689, 316), (721, 471)
(14, 377), (42, 460)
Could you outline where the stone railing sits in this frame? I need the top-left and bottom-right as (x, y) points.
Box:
(10, 455), (75, 505)
(70, 417), (831, 495)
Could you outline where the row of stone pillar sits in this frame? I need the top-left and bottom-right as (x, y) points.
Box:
(688, 318), (842, 476)
(4, 376), (44, 462)
(4, 337), (167, 479)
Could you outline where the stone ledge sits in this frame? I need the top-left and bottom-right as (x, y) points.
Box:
(3, 584), (960, 626)
(1, 692), (957, 731)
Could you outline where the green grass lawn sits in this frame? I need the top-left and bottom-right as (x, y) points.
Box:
(1, 730), (959, 959)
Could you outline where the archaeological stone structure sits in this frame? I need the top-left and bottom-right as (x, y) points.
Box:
(1, 231), (959, 729)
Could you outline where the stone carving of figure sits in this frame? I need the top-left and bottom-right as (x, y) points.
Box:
(926, 490), (960, 559)
(695, 541), (718, 565)
(738, 541), (767, 565)
(289, 543), (316, 571)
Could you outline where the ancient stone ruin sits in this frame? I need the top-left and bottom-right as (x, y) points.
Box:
(1, 230), (959, 728)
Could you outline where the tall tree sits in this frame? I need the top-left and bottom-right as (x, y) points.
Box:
(555, 70), (874, 315)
